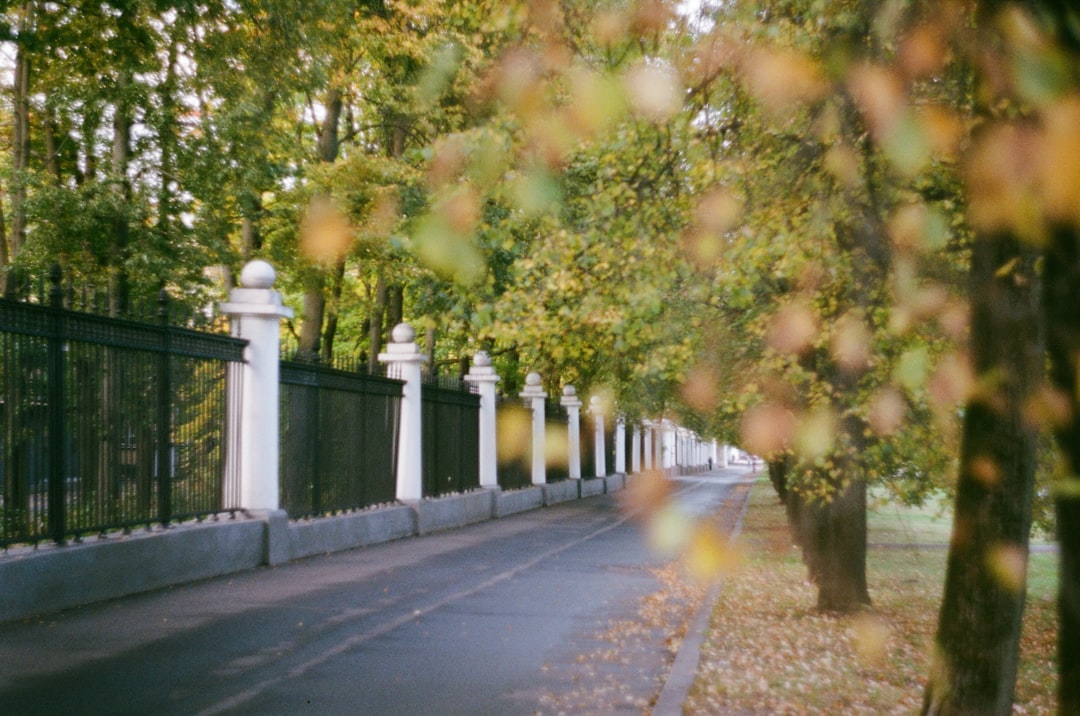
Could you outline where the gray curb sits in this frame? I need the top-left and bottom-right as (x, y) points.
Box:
(652, 476), (757, 716)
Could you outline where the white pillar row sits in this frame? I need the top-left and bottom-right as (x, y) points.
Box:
(379, 323), (427, 502)
(614, 418), (626, 474)
(464, 351), (500, 489)
(643, 423), (654, 470)
(589, 396), (606, 478)
(561, 386), (583, 479)
(631, 426), (642, 474)
(520, 372), (547, 485)
(220, 260), (294, 511)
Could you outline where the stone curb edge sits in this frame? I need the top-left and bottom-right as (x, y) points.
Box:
(652, 476), (758, 716)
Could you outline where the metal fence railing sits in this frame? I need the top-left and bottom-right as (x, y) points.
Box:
(495, 396), (531, 491)
(422, 376), (480, 498)
(545, 401), (569, 483)
(0, 279), (246, 548)
(279, 359), (402, 516)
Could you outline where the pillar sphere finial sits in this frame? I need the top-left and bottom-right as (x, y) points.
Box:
(391, 323), (416, 344)
(474, 351), (491, 367)
(240, 259), (276, 289)
(563, 385), (576, 397)
(525, 371), (541, 386)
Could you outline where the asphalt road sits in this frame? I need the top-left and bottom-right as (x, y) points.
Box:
(0, 468), (753, 716)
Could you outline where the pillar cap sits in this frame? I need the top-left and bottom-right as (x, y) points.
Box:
(465, 351), (499, 383)
(391, 323), (416, 343)
(520, 371), (546, 399)
(240, 259), (276, 288)
(560, 384), (582, 408)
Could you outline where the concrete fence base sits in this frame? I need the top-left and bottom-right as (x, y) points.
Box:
(494, 486), (544, 517)
(580, 477), (606, 497)
(0, 477), (628, 625)
(543, 479), (580, 505)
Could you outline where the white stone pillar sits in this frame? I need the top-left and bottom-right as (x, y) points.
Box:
(719, 442), (729, 468)
(220, 260), (294, 511)
(465, 351), (500, 489)
(614, 418), (626, 474)
(379, 324), (427, 502)
(520, 372), (547, 485)
(643, 423), (654, 470)
(561, 386), (583, 479)
(662, 421), (675, 470)
(631, 426), (641, 474)
(589, 396), (606, 478)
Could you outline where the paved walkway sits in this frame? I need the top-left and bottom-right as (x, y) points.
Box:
(0, 468), (753, 715)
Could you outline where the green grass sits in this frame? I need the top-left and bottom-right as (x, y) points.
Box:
(685, 479), (1059, 714)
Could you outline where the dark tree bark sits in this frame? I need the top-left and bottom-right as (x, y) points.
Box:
(387, 283), (404, 329)
(6, 4), (32, 298)
(1043, 225), (1080, 714)
(921, 230), (1043, 715)
(367, 276), (388, 373)
(298, 86), (345, 358)
(109, 69), (132, 316)
(321, 258), (346, 363)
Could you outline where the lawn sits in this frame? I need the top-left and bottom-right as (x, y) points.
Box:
(684, 478), (1057, 714)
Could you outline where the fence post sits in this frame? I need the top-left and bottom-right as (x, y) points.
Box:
(379, 323), (426, 501)
(614, 417), (626, 474)
(631, 426), (641, 474)
(719, 442), (729, 468)
(560, 386), (582, 479)
(589, 396), (606, 478)
(643, 421), (653, 470)
(219, 260), (293, 512)
(662, 421), (675, 473)
(464, 351), (499, 489)
(156, 289), (173, 524)
(519, 372), (547, 485)
(46, 265), (66, 544)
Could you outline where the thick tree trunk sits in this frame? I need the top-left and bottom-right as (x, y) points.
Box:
(787, 474), (870, 612)
(770, 458), (870, 612)
(1043, 225), (1080, 714)
(921, 231), (1042, 716)
(297, 277), (325, 359)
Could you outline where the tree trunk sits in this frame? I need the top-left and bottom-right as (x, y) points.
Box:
(1043, 225), (1080, 714)
(239, 194), (262, 258)
(388, 283), (404, 329)
(769, 457), (870, 612)
(787, 473), (870, 612)
(367, 276), (388, 373)
(321, 258), (346, 363)
(8, 6), (32, 297)
(298, 85), (345, 360)
(921, 230), (1042, 716)
(297, 276), (325, 359)
(109, 70), (132, 316)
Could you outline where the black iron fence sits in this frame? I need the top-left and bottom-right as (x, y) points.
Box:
(422, 376), (480, 498)
(545, 401), (569, 483)
(0, 280), (245, 548)
(495, 395), (531, 490)
(279, 359), (402, 516)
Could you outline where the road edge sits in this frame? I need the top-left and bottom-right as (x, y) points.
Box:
(651, 475), (758, 716)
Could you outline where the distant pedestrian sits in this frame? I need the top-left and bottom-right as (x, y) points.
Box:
(707, 457), (713, 470)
